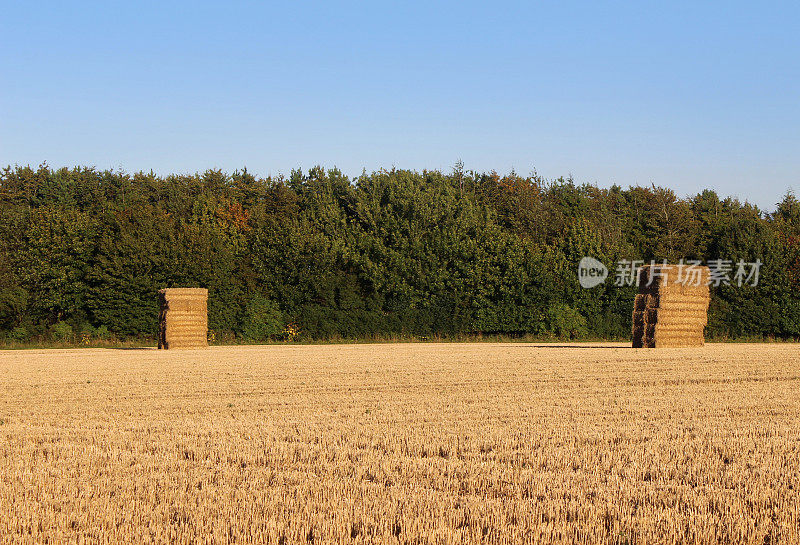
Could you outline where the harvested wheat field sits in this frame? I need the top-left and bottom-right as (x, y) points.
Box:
(1, 343), (799, 544)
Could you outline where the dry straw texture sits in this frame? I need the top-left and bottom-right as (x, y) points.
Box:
(158, 288), (208, 349)
(631, 265), (710, 348)
(1, 343), (799, 544)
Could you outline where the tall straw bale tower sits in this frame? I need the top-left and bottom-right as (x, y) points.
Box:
(158, 288), (208, 349)
(632, 264), (710, 348)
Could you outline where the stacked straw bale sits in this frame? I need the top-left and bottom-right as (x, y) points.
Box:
(631, 264), (710, 348)
(158, 288), (208, 349)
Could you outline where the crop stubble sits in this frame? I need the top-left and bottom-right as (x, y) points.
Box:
(1, 343), (798, 544)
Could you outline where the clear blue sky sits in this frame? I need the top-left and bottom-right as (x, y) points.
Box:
(1, 1), (798, 210)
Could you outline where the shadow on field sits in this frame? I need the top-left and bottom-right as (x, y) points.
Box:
(511, 344), (627, 349)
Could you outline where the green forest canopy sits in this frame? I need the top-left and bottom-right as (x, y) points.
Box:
(2, 164), (800, 342)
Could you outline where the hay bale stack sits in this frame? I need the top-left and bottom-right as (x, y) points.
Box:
(158, 288), (208, 349)
(631, 264), (710, 348)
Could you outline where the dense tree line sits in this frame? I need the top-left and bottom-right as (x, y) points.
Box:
(1, 164), (799, 343)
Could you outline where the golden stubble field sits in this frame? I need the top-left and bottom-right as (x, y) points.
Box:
(1, 343), (799, 544)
